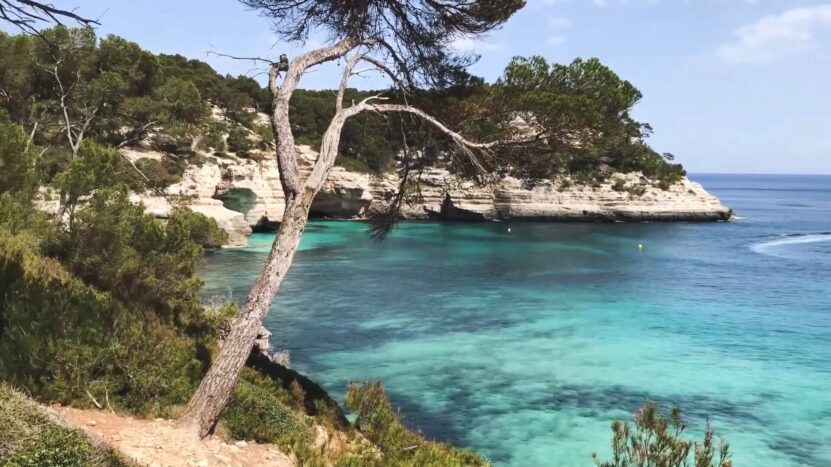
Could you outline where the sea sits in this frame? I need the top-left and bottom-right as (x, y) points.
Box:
(199, 174), (831, 466)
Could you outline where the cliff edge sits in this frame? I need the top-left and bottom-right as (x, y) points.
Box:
(127, 146), (731, 246)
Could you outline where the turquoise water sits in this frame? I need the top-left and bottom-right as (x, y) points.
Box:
(200, 174), (831, 466)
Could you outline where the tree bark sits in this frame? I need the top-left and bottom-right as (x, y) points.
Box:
(178, 37), (497, 438)
(178, 193), (312, 437)
(178, 37), (359, 437)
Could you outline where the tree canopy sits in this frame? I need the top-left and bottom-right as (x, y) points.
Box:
(243, 0), (525, 86)
(0, 26), (684, 189)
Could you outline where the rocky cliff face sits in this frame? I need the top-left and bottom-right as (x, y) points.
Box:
(127, 146), (732, 247)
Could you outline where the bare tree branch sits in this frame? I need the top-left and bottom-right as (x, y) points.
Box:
(0, 0), (99, 35)
(206, 50), (275, 65)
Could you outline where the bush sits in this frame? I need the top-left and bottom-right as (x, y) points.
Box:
(0, 382), (128, 466)
(336, 156), (374, 174)
(222, 369), (311, 446)
(593, 403), (731, 467)
(130, 157), (184, 191)
(346, 382), (487, 466)
(167, 207), (230, 250)
(0, 119), (38, 197)
(150, 131), (193, 156)
(0, 192), (228, 414)
(226, 126), (256, 159)
(196, 121), (227, 152)
(0, 231), (205, 415)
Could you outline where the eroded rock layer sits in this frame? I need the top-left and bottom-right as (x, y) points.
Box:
(127, 146), (732, 246)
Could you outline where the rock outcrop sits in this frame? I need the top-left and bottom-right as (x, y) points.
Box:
(126, 146), (731, 246)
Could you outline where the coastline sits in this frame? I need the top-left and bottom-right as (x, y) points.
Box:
(128, 145), (732, 246)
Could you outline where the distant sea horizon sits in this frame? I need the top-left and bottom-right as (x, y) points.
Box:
(691, 172), (831, 177)
(201, 173), (831, 466)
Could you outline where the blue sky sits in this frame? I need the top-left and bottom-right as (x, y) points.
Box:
(5, 1), (831, 174)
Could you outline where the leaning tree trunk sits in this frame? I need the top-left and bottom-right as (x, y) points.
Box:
(178, 37), (359, 437)
(179, 193), (312, 437)
(177, 35), (492, 437)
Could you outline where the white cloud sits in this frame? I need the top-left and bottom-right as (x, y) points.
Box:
(548, 16), (572, 29)
(547, 35), (566, 46)
(717, 5), (831, 64)
(450, 36), (504, 52)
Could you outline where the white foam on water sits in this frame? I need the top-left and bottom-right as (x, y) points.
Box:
(750, 233), (831, 257)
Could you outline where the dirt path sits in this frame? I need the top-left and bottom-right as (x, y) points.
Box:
(45, 405), (294, 466)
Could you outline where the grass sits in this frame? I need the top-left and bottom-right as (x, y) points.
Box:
(0, 382), (131, 467)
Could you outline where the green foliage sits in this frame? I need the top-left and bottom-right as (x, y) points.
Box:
(0, 32), (37, 124)
(131, 157), (184, 192)
(0, 229), (206, 415)
(49, 189), (216, 328)
(0, 154), (229, 413)
(222, 369), (311, 446)
(54, 142), (137, 217)
(491, 56), (685, 185)
(197, 121), (228, 152)
(336, 156), (375, 174)
(150, 124), (195, 155)
(167, 207), (230, 250)
(0, 118), (38, 197)
(153, 78), (210, 125)
(593, 404), (731, 467)
(346, 382), (487, 466)
(0, 119), (56, 247)
(226, 126), (256, 159)
(97, 35), (161, 95)
(0, 193), (55, 248)
(157, 54), (224, 101)
(290, 89), (405, 172)
(0, 383), (128, 466)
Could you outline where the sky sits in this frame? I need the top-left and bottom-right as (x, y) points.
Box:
(4, 0), (831, 174)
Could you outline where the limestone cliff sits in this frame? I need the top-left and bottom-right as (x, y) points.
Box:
(126, 146), (731, 246)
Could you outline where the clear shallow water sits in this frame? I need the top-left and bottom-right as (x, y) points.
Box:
(200, 174), (831, 466)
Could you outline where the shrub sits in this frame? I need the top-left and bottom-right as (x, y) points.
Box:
(150, 131), (193, 156)
(346, 381), (487, 466)
(593, 403), (731, 467)
(226, 126), (256, 159)
(196, 121), (227, 152)
(166, 207), (229, 250)
(221, 369), (311, 446)
(336, 156), (374, 174)
(48, 190), (226, 325)
(130, 157), (184, 192)
(1, 191), (228, 414)
(0, 382), (128, 466)
(0, 231), (205, 415)
(0, 119), (38, 197)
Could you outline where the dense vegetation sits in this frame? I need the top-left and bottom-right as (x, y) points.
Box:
(1, 26), (683, 189)
(0, 383), (129, 467)
(0, 103), (493, 466)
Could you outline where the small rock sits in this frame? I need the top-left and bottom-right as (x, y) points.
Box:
(87, 420), (97, 426)
(196, 460), (208, 467)
(234, 440), (247, 448)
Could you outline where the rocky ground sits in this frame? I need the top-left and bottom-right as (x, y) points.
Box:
(46, 405), (294, 467)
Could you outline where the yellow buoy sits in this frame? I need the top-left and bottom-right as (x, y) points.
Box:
(638, 243), (643, 251)
(507, 227), (512, 233)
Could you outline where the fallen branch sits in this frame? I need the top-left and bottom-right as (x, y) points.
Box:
(86, 389), (103, 409)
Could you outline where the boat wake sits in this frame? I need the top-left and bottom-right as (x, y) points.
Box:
(751, 232), (831, 258)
